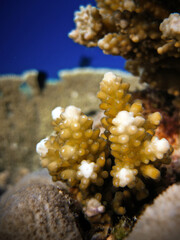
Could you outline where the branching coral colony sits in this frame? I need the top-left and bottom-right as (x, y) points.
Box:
(69, 0), (180, 91)
(36, 72), (172, 218)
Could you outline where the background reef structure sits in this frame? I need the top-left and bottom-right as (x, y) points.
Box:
(36, 72), (172, 220)
(69, 0), (180, 93)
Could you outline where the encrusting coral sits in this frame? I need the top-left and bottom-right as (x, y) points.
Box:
(126, 183), (180, 240)
(36, 72), (172, 217)
(69, 0), (180, 92)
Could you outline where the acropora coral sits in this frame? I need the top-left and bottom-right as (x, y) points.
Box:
(69, 0), (180, 91)
(36, 72), (172, 217)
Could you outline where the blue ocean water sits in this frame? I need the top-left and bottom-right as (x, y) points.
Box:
(0, 0), (125, 79)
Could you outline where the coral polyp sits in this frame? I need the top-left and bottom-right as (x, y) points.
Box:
(36, 72), (172, 216)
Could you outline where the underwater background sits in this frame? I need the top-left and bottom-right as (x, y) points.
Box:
(0, 0), (125, 79)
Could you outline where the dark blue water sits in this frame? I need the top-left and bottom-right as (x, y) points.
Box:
(0, 0), (125, 79)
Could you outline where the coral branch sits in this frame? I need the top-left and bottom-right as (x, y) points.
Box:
(69, 0), (180, 92)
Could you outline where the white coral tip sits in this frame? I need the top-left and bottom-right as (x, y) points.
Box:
(62, 105), (81, 121)
(112, 111), (145, 133)
(51, 106), (64, 120)
(85, 198), (105, 217)
(36, 138), (48, 157)
(155, 138), (170, 153)
(116, 168), (135, 187)
(79, 160), (95, 178)
(113, 111), (134, 129)
(103, 72), (116, 83)
(150, 137), (170, 159)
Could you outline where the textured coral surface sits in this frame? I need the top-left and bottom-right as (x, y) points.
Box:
(0, 170), (84, 240)
(126, 184), (180, 240)
(69, 0), (180, 91)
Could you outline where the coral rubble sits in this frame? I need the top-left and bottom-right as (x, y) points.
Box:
(37, 72), (172, 217)
(69, 0), (180, 92)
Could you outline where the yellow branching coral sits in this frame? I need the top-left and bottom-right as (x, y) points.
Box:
(36, 105), (107, 190)
(36, 72), (172, 216)
(97, 72), (171, 190)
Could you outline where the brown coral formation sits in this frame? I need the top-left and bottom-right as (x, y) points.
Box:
(0, 170), (85, 240)
(126, 184), (180, 240)
(69, 0), (180, 92)
(0, 68), (143, 188)
(158, 13), (180, 55)
(69, 5), (105, 47)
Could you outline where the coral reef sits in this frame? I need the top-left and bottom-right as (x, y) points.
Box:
(126, 183), (180, 240)
(0, 170), (87, 240)
(36, 72), (172, 217)
(69, 0), (180, 92)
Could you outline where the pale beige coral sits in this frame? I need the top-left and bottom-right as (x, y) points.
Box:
(70, 2), (163, 59)
(69, 0), (180, 90)
(158, 13), (180, 56)
(84, 198), (105, 217)
(160, 13), (180, 41)
(126, 184), (180, 240)
(69, 5), (105, 47)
